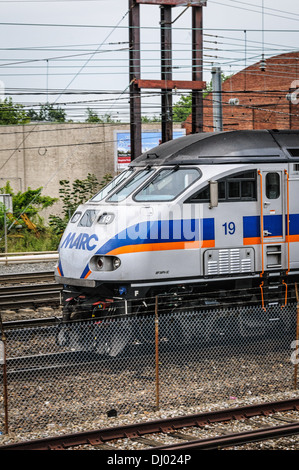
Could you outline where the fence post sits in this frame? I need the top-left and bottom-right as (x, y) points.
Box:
(0, 313), (8, 434)
(155, 295), (159, 411)
(294, 284), (299, 390)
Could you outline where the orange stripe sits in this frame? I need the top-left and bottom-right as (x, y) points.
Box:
(201, 240), (215, 248)
(84, 270), (92, 279)
(106, 240), (215, 256)
(286, 235), (299, 243)
(244, 235), (299, 245)
(57, 266), (62, 277)
(243, 237), (261, 245)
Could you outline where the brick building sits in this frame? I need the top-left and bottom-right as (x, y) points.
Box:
(183, 51), (299, 133)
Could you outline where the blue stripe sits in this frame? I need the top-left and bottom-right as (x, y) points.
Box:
(58, 261), (64, 277)
(243, 214), (283, 238)
(289, 214), (299, 235)
(264, 214), (282, 237)
(243, 216), (260, 238)
(201, 218), (215, 241)
(243, 213), (299, 239)
(95, 219), (197, 255)
(80, 264), (91, 279)
(95, 218), (215, 255)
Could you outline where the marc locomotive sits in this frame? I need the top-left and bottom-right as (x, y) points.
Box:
(55, 130), (299, 349)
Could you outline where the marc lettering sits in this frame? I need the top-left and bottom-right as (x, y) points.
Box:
(60, 232), (98, 251)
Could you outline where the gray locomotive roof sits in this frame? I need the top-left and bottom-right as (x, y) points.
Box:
(130, 130), (299, 166)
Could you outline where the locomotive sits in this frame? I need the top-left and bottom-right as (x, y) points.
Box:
(55, 130), (299, 352)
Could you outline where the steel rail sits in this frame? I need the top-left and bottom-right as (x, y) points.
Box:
(1, 398), (298, 450)
(0, 283), (61, 295)
(0, 283), (62, 308)
(0, 271), (55, 284)
(0, 252), (58, 265)
(3, 317), (59, 329)
(152, 421), (299, 450)
(1, 350), (99, 379)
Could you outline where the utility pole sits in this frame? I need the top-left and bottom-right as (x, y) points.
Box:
(129, 0), (207, 161)
(129, 0), (142, 160)
(212, 66), (223, 132)
(192, 5), (204, 134)
(161, 5), (173, 143)
(0, 194), (12, 254)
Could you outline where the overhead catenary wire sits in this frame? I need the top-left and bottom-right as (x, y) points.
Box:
(0, 0), (297, 243)
(0, 19), (296, 121)
(0, 89), (297, 144)
(0, 6), (133, 196)
(52, 8), (131, 103)
(0, 33), (297, 53)
(1, 20), (299, 32)
(209, 0), (299, 23)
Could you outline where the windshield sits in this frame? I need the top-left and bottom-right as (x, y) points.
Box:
(108, 168), (155, 202)
(78, 209), (98, 227)
(90, 168), (134, 202)
(134, 167), (200, 201)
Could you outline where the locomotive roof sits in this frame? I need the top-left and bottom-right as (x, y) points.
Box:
(130, 130), (299, 166)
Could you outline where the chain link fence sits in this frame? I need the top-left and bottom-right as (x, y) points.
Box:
(1, 294), (299, 434)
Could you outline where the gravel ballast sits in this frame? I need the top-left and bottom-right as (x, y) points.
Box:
(1, 261), (299, 450)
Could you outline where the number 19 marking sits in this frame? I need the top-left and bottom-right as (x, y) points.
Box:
(223, 222), (236, 235)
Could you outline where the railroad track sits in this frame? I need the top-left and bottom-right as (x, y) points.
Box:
(0, 271), (55, 285)
(0, 282), (62, 309)
(2, 350), (98, 378)
(1, 398), (299, 450)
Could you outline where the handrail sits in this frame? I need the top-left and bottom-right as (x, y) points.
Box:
(284, 169), (290, 275)
(257, 170), (264, 277)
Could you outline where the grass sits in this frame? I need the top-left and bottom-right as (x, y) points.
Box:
(0, 228), (61, 253)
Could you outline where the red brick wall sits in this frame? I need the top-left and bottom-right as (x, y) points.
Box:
(183, 51), (299, 133)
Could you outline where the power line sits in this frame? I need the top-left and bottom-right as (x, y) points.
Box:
(53, 8), (130, 103)
(1, 21), (299, 32)
(222, 0), (299, 20)
(0, 47), (130, 68)
(209, 0), (299, 23)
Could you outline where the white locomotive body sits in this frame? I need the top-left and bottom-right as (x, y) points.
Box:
(55, 130), (299, 326)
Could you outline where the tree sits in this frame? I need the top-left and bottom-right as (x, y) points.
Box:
(141, 115), (161, 123)
(0, 181), (58, 250)
(27, 103), (66, 122)
(172, 74), (232, 123)
(0, 97), (30, 125)
(0, 182), (60, 252)
(85, 108), (101, 123)
(85, 108), (120, 123)
(0, 181), (58, 227)
(172, 95), (192, 123)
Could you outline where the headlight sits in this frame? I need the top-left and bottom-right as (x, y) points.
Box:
(90, 255), (121, 271)
(113, 258), (121, 269)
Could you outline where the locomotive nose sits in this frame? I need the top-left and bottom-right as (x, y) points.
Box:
(55, 204), (125, 281)
(56, 228), (100, 280)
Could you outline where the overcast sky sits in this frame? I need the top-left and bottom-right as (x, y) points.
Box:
(0, 0), (298, 121)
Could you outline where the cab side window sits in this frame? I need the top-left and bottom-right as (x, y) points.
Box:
(266, 172), (280, 199)
(186, 170), (257, 203)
